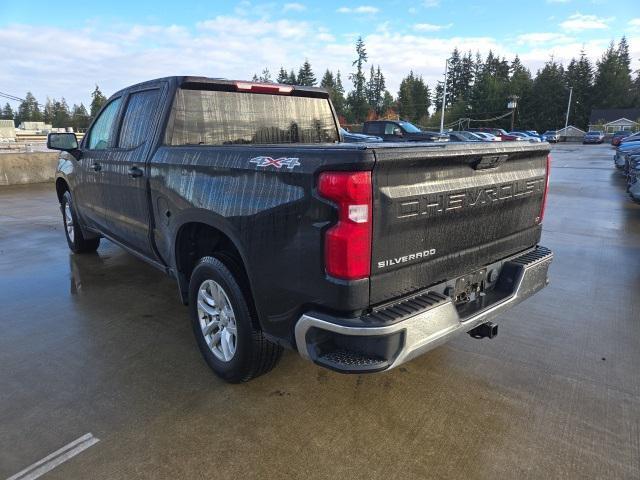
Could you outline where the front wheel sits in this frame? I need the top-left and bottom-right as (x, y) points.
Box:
(189, 256), (282, 383)
(61, 191), (100, 253)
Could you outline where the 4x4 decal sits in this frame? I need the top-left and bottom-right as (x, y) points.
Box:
(250, 156), (300, 170)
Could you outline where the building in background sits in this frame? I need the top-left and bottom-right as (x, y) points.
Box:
(589, 109), (640, 133)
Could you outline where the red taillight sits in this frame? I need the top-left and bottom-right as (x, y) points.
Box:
(234, 81), (293, 95)
(538, 154), (551, 223)
(318, 171), (372, 280)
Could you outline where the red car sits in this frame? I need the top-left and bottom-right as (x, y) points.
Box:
(611, 131), (630, 146)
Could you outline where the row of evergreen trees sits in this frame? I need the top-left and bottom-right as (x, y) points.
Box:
(252, 36), (640, 131)
(4, 36), (639, 132)
(0, 86), (108, 130)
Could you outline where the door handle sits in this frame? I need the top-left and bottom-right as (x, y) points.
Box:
(128, 166), (143, 178)
(91, 163), (101, 172)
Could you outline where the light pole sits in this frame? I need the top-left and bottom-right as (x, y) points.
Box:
(564, 86), (573, 130)
(508, 95), (519, 131)
(439, 58), (450, 133)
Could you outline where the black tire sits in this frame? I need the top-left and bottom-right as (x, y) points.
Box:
(61, 191), (100, 253)
(189, 256), (282, 383)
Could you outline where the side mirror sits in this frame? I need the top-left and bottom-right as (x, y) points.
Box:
(393, 127), (403, 136)
(47, 132), (79, 151)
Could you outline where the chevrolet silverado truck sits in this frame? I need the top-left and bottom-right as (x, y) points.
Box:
(49, 76), (553, 383)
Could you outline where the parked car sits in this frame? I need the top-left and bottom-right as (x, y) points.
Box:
(613, 142), (640, 169)
(449, 131), (487, 142)
(340, 127), (382, 143)
(583, 131), (605, 144)
(362, 120), (449, 142)
(542, 130), (559, 143)
(611, 131), (630, 146)
(447, 131), (482, 142)
(629, 170), (640, 203)
(509, 132), (542, 142)
(620, 131), (640, 145)
(473, 131), (501, 142)
(49, 76), (552, 382)
(468, 128), (519, 141)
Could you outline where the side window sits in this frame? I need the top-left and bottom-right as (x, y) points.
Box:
(118, 89), (161, 149)
(87, 98), (122, 150)
(384, 123), (396, 135)
(367, 123), (384, 135)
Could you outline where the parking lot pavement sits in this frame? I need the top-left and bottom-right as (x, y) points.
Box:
(0, 143), (639, 479)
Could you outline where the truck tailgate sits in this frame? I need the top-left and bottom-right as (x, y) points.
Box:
(370, 143), (550, 304)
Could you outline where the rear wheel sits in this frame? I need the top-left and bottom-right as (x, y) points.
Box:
(61, 191), (100, 253)
(189, 256), (282, 383)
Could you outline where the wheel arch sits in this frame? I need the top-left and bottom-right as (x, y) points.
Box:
(55, 176), (70, 203)
(171, 214), (258, 324)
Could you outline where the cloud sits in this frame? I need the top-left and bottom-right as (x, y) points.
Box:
(283, 2), (306, 12)
(516, 32), (574, 46)
(413, 23), (452, 32)
(337, 6), (379, 14)
(422, 0), (440, 6)
(629, 18), (640, 27)
(560, 13), (611, 32)
(1, 17), (638, 109)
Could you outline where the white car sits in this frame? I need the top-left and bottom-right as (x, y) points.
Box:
(509, 132), (541, 142)
(473, 132), (501, 142)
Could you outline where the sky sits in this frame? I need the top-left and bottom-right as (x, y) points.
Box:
(1, 0), (639, 107)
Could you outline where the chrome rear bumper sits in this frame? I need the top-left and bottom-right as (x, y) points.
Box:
(295, 246), (553, 373)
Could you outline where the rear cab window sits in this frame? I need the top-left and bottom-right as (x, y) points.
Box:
(165, 88), (339, 146)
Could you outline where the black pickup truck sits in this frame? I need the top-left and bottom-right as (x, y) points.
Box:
(49, 76), (553, 383)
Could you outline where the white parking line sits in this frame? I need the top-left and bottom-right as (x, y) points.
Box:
(6, 433), (99, 480)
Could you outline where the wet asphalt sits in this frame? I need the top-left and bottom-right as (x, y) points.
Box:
(0, 144), (639, 479)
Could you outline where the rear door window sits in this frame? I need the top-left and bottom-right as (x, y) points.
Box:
(87, 98), (122, 150)
(165, 89), (338, 146)
(366, 123), (384, 135)
(118, 89), (161, 149)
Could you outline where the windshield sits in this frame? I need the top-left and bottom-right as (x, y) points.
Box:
(166, 88), (339, 145)
(587, 131), (602, 135)
(397, 121), (422, 133)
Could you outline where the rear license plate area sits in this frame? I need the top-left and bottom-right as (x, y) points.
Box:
(451, 268), (487, 305)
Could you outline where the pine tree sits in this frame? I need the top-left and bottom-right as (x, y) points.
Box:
(297, 60), (316, 86)
(321, 69), (346, 117)
(565, 51), (594, 130)
(51, 98), (71, 127)
(446, 48), (461, 106)
(528, 61), (567, 132)
(276, 67), (290, 84)
(252, 68), (272, 83)
(0, 103), (14, 121)
(43, 98), (54, 124)
(397, 72), (430, 124)
(398, 74), (415, 122)
(288, 70), (297, 85)
(469, 51), (511, 128)
(17, 92), (42, 123)
(508, 56), (533, 128)
(333, 71), (346, 117)
(411, 74), (430, 123)
(90, 85), (107, 118)
(347, 36), (369, 122)
(593, 39), (633, 108)
(365, 65), (386, 115)
(71, 103), (90, 131)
